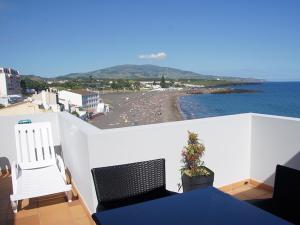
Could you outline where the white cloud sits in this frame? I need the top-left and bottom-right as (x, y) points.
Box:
(138, 52), (167, 60)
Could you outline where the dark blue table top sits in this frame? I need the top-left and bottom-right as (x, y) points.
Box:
(93, 186), (292, 225)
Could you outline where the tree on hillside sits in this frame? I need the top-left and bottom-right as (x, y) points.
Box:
(133, 81), (141, 90)
(20, 80), (26, 91)
(89, 75), (95, 83)
(110, 79), (131, 90)
(111, 81), (116, 90)
(20, 78), (49, 93)
(169, 80), (175, 87)
(160, 75), (167, 88)
(49, 81), (81, 89)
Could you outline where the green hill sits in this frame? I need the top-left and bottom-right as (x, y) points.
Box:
(56, 64), (262, 82)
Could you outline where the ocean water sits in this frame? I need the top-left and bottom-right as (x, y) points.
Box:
(179, 82), (300, 119)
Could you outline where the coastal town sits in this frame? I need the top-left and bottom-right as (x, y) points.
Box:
(0, 66), (261, 129)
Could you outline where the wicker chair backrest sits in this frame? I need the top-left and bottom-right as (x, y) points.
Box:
(91, 158), (166, 203)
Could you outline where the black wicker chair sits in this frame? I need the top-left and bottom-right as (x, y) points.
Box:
(91, 158), (176, 212)
(247, 165), (300, 224)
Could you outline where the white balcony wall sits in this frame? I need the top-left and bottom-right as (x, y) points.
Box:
(250, 114), (300, 186)
(0, 113), (60, 169)
(57, 112), (102, 213)
(3, 112), (300, 214)
(88, 113), (252, 212)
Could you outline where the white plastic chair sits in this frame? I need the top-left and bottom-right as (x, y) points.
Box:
(10, 122), (72, 213)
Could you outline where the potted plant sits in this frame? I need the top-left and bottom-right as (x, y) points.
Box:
(181, 131), (214, 192)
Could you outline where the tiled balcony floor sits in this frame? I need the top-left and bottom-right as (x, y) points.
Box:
(0, 172), (272, 225)
(222, 182), (273, 200)
(0, 172), (94, 225)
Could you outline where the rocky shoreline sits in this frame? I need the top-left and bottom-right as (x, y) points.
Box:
(187, 87), (259, 95)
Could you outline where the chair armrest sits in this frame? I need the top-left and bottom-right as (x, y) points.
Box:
(55, 154), (67, 183)
(11, 161), (18, 195)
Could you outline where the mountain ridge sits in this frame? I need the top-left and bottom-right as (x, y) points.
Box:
(24, 64), (263, 82)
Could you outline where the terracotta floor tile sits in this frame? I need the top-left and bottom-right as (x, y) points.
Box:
(15, 207), (38, 219)
(39, 202), (71, 224)
(228, 188), (244, 195)
(259, 192), (273, 199)
(70, 204), (87, 219)
(239, 188), (270, 199)
(38, 201), (69, 212)
(231, 184), (254, 193)
(68, 200), (81, 207)
(74, 216), (94, 225)
(232, 193), (252, 200)
(42, 220), (73, 225)
(14, 215), (40, 225)
(222, 183), (273, 201)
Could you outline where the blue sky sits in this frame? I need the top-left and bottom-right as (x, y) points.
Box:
(0, 0), (299, 80)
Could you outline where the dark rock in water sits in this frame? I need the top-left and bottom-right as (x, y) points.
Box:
(211, 88), (260, 94)
(187, 88), (260, 95)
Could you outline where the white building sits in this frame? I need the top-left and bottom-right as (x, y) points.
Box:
(0, 67), (21, 96)
(0, 67), (22, 106)
(31, 90), (60, 112)
(58, 89), (100, 113)
(97, 102), (109, 113)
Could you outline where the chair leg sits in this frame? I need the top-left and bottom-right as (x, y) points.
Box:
(11, 200), (18, 213)
(66, 191), (72, 202)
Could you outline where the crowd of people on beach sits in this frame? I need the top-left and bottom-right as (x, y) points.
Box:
(90, 91), (184, 129)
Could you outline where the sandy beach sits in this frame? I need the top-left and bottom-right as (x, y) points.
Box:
(89, 90), (186, 129)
